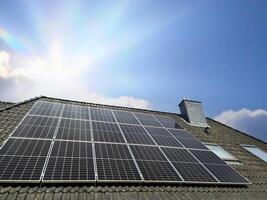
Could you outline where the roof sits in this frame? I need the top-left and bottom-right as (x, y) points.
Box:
(0, 101), (14, 110)
(0, 96), (267, 199)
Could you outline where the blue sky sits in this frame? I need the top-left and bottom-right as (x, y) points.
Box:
(0, 0), (267, 141)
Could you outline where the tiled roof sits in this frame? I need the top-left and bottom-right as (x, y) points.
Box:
(0, 101), (14, 110)
(0, 96), (267, 200)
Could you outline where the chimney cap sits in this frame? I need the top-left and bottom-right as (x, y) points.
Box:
(178, 99), (202, 107)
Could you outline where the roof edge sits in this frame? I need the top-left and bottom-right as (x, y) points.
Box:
(0, 96), (44, 112)
(207, 117), (267, 145)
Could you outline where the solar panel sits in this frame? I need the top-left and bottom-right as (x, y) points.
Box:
(12, 115), (59, 139)
(43, 140), (95, 181)
(134, 113), (162, 127)
(154, 115), (183, 129)
(190, 150), (226, 165)
(0, 155), (46, 181)
(92, 122), (125, 143)
(21, 115), (59, 127)
(177, 138), (208, 150)
(130, 145), (167, 161)
(137, 160), (182, 181)
(172, 162), (217, 182)
(120, 124), (156, 145)
(62, 104), (90, 120)
(29, 101), (63, 117)
(145, 126), (172, 136)
(113, 110), (140, 125)
(204, 164), (249, 183)
(161, 148), (198, 163)
(0, 138), (51, 156)
(129, 145), (182, 181)
(50, 140), (92, 158)
(90, 107), (116, 122)
(145, 127), (183, 147)
(95, 143), (141, 181)
(151, 135), (184, 147)
(167, 129), (196, 139)
(96, 159), (141, 181)
(0, 99), (250, 185)
(95, 143), (132, 159)
(56, 118), (91, 141)
(0, 138), (51, 181)
(44, 157), (94, 181)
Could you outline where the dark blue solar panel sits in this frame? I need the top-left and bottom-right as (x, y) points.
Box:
(113, 110), (140, 125)
(134, 113), (162, 127)
(90, 107), (116, 122)
(62, 104), (90, 120)
(154, 115), (183, 129)
(56, 118), (91, 141)
(29, 101), (63, 117)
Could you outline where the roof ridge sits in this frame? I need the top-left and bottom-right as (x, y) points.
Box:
(0, 101), (14, 104)
(207, 117), (267, 145)
(0, 96), (44, 112)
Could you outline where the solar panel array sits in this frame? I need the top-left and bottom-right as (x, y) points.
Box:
(0, 100), (250, 185)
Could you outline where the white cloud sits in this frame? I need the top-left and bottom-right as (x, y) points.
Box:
(0, 50), (151, 109)
(0, 51), (10, 77)
(214, 108), (267, 142)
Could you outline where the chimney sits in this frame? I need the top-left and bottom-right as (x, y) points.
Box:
(178, 98), (209, 127)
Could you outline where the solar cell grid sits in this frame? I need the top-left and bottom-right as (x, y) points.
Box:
(113, 110), (140, 124)
(144, 127), (183, 147)
(29, 101), (63, 117)
(44, 157), (95, 181)
(0, 155), (46, 181)
(154, 115), (183, 129)
(96, 159), (141, 181)
(50, 140), (92, 158)
(134, 113), (162, 127)
(168, 129), (196, 139)
(92, 122), (125, 143)
(62, 104), (90, 120)
(95, 143), (132, 159)
(177, 138), (208, 150)
(21, 115), (59, 127)
(130, 145), (167, 161)
(56, 119), (91, 141)
(190, 150), (226, 165)
(0, 138), (51, 157)
(145, 127), (171, 136)
(12, 115), (59, 139)
(204, 164), (249, 183)
(90, 107), (116, 122)
(120, 124), (156, 145)
(44, 140), (95, 181)
(137, 160), (181, 181)
(120, 124), (147, 135)
(161, 148), (198, 163)
(151, 135), (183, 147)
(123, 132), (156, 145)
(172, 162), (217, 182)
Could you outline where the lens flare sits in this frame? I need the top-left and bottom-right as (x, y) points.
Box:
(0, 27), (24, 51)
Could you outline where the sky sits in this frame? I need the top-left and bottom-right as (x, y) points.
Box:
(0, 0), (267, 141)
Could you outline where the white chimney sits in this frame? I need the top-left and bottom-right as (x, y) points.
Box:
(179, 99), (209, 127)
